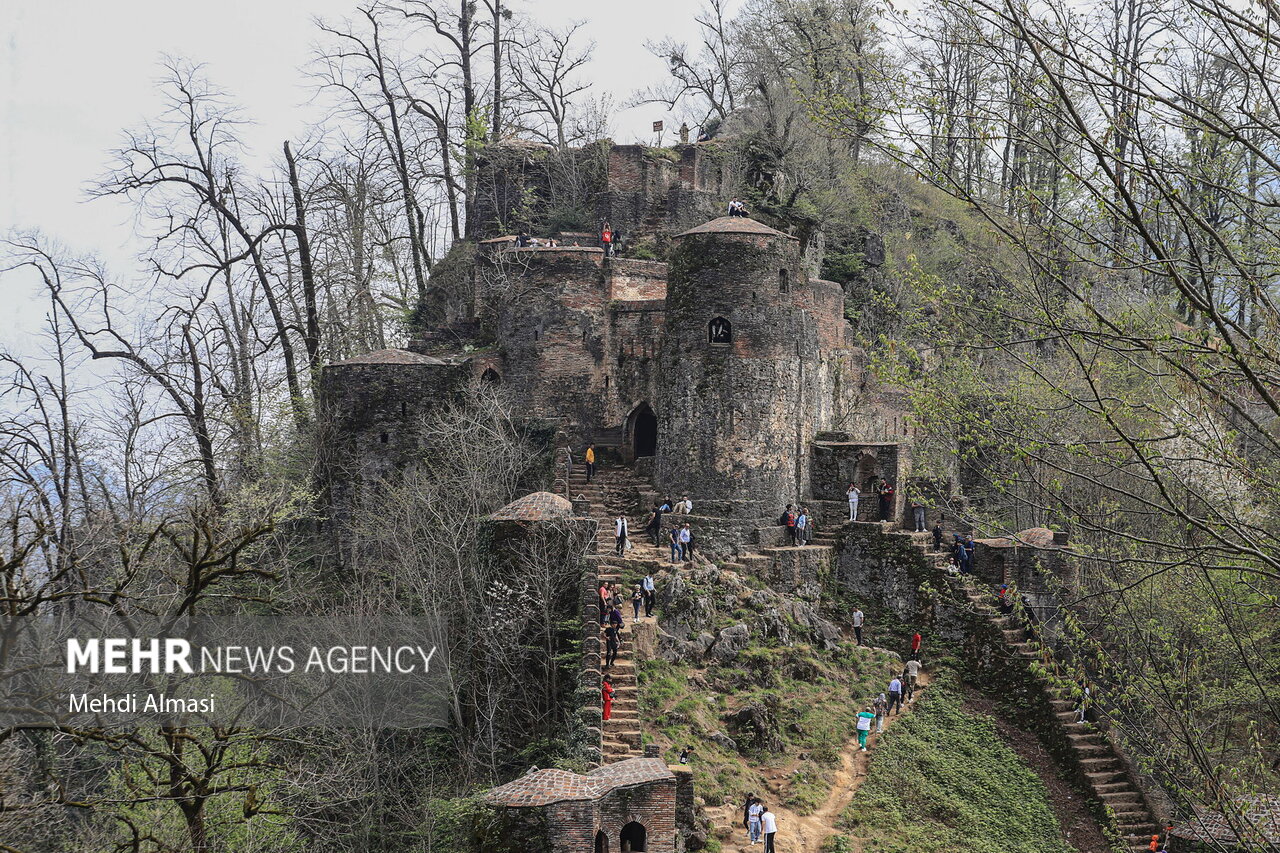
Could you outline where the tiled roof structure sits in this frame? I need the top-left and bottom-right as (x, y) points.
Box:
(979, 527), (1057, 549)
(1172, 796), (1280, 846)
(587, 758), (674, 787)
(485, 758), (675, 808)
(328, 348), (460, 366)
(484, 769), (609, 807)
(490, 491), (575, 522)
(676, 216), (796, 240)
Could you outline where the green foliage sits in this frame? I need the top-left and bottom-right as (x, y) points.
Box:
(839, 677), (1070, 853)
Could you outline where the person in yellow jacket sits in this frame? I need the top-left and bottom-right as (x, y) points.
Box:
(586, 445), (596, 483)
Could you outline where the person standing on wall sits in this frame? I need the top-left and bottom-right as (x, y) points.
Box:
(911, 493), (927, 532)
(643, 572), (656, 617)
(793, 508), (808, 547)
(963, 535), (977, 573)
(847, 482), (860, 521)
(878, 480), (896, 522)
(631, 584), (644, 623)
(852, 608), (865, 646)
(585, 444), (596, 483)
(614, 514), (629, 557)
(601, 221), (613, 257)
(932, 520), (944, 551)
(679, 523), (692, 562)
(760, 804), (778, 853)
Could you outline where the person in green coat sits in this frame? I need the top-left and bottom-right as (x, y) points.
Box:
(856, 706), (876, 751)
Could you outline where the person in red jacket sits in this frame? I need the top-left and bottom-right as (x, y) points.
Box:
(602, 675), (615, 721)
(910, 631), (922, 659)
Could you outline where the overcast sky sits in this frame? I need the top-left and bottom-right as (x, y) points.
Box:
(0, 0), (728, 352)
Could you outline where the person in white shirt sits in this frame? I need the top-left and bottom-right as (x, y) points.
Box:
(675, 495), (693, 514)
(614, 515), (628, 557)
(747, 798), (764, 844)
(887, 676), (903, 714)
(852, 608), (865, 646)
(761, 805), (778, 852)
(678, 524), (692, 561)
(642, 573), (656, 617)
(847, 483), (860, 521)
(905, 658), (922, 701)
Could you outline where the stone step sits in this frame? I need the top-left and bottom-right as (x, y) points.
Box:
(1092, 782), (1133, 794)
(1078, 757), (1119, 772)
(1086, 769), (1129, 784)
(1100, 791), (1144, 804)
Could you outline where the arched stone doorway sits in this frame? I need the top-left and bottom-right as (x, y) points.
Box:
(480, 367), (501, 383)
(628, 403), (658, 458)
(595, 829), (609, 853)
(855, 451), (881, 492)
(620, 821), (646, 852)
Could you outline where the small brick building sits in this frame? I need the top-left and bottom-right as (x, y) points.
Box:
(1169, 795), (1280, 851)
(483, 758), (692, 853)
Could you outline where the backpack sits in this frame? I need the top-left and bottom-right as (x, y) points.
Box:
(785, 512), (796, 528)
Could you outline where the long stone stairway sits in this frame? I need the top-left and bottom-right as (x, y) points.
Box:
(886, 527), (1162, 853)
(560, 460), (665, 762)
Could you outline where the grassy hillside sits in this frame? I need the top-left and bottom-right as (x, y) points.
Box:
(837, 675), (1072, 853)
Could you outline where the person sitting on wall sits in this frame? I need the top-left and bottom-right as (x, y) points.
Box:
(516, 231), (529, 247)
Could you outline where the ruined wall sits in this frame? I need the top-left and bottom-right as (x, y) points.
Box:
(656, 226), (817, 519)
(316, 352), (473, 527)
(596, 143), (729, 239)
(809, 440), (908, 520)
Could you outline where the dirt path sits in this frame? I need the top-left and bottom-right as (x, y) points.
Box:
(712, 669), (933, 853)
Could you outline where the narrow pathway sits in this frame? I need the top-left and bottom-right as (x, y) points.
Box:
(713, 671), (933, 853)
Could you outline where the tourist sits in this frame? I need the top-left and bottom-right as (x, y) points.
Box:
(761, 804), (778, 852)
(608, 603), (625, 633)
(670, 527), (682, 564)
(675, 494), (693, 514)
(599, 581), (610, 625)
(803, 509), (815, 545)
(516, 231), (530, 247)
(911, 495), (927, 532)
(563, 445), (574, 483)
(613, 230), (625, 256)
(945, 555), (960, 575)
(857, 705), (876, 751)
(586, 444), (596, 483)
(905, 658), (921, 701)
(887, 675), (903, 715)
(910, 630), (922, 660)
(679, 746), (693, 764)
(963, 535), (976, 571)
(742, 794), (758, 840)
(604, 622), (620, 668)
(660, 496), (674, 512)
(631, 585), (644, 623)
(1077, 681), (1092, 723)
(602, 675), (614, 721)
(954, 534), (970, 574)
(878, 479), (895, 522)
(794, 508), (808, 547)
(646, 503), (663, 547)
(1021, 594), (1039, 642)
(852, 608), (865, 646)
(601, 221), (613, 257)
(873, 692), (888, 732)
(679, 523), (692, 561)
(614, 515), (629, 556)
(932, 520), (944, 550)
(748, 796), (764, 844)
(686, 528), (698, 562)
(784, 505), (797, 541)
(643, 572), (656, 617)
(847, 482), (860, 520)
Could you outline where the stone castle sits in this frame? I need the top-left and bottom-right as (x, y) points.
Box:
(319, 139), (913, 552)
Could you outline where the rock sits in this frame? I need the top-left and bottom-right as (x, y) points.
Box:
(709, 730), (738, 752)
(862, 229), (886, 266)
(711, 623), (750, 661)
(729, 700), (784, 753)
(756, 608), (792, 644)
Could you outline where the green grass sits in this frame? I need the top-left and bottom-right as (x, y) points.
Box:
(838, 675), (1071, 853)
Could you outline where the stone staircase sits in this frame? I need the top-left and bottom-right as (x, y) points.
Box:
(887, 527), (1162, 853)
(563, 461), (664, 763)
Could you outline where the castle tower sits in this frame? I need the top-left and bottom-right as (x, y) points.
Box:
(656, 217), (818, 520)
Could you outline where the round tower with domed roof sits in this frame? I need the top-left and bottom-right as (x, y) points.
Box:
(656, 216), (822, 522)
